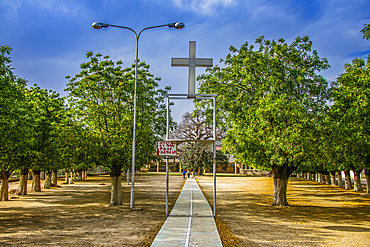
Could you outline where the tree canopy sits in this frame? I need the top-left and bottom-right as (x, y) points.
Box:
(198, 36), (331, 206)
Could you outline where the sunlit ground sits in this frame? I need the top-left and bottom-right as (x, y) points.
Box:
(197, 176), (370, 247)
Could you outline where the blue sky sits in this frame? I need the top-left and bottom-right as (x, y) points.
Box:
(1, 0), (370, 122)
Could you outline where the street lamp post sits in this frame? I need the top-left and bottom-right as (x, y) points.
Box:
(92, 21), (184, 210)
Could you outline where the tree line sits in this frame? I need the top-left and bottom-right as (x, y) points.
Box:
(0, 48), (173, 205)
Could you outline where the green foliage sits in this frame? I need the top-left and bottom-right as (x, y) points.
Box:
(15, 85), (66, 172)
(58, 118), (96, 171)
(0, 45), (31, 179)
(326, 55), (370, 171)
(361, 23), (370, 40)
(198, 36), (331, 172)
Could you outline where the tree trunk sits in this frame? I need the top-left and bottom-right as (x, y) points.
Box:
(0, 171), (10, 201)
(325, 173), (331, 185)
(322, 173), (327, 184)
(74, 170), (77, 181)
(43, 171), (52, 189)
(318, 173), (323, 183)
(271, 164), (296, 206)
(16, 168), (28, 195)
(344, 170), (352, 190)
(65, 170), (69, 184)
(353, 169), (363, 192)
(198, 168), (203, 175)
(110, 166), (123, 206)
(330, 171), (337, 185)
(52, 169), (58, 186)
(31, 170), (41, 192)
(365, 169), (370, 195)
(70, 170), (73, 184)
(338, 171), (343, 188)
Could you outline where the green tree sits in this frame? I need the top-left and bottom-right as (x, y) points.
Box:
(58, 117), (96, 182)
(198, 36), (330, 206)
(66, 52), (170, 205)
(361, 23), (370, 40)
(0, 45), (31, 201)
(24, 85), (66, 191)
(328, 56), (370, 193)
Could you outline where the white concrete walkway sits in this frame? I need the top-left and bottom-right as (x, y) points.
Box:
(151, 177), (222, 247)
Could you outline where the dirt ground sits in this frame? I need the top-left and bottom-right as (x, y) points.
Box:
(1, 175), (370, 246)
(196, 176), (370, 247)
(0, 174), (184, 246)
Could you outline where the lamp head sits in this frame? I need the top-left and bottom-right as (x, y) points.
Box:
(92, 22), (109, 29)
(168, 22), (185, 29)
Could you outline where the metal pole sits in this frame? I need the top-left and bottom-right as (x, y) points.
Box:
(166, 158), (169, 218)
(213, 97), (216, 218)
(130, 34), (139, 210)
(165, 96), (170, 218)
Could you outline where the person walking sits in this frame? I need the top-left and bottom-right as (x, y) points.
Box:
(187, 170), (191, 178)
(182, 170), (186, 179)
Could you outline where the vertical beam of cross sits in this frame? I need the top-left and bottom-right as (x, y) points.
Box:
(171, 41), (213, 95)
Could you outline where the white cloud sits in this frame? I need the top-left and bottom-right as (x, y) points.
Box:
(1, 0), (80, 16)
(171, 0), (237, 15)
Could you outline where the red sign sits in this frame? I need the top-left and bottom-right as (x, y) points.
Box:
(157, 141), (177, 156)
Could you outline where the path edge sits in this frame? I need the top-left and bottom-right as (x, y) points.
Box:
(195, 176), (240, 247)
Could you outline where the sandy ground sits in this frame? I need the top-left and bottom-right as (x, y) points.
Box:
(1, 174), (370, 246)
(0, 174), (184, 246)
(196, 176), (370, 247)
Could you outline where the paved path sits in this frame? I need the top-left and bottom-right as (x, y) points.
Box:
(151, 177), (222, 247)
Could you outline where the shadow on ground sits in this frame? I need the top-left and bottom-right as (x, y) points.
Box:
(197, 176), (370, 247)
(0, 175), (185, 246)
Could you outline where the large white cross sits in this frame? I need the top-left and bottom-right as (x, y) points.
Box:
(171, 41), (213, 95)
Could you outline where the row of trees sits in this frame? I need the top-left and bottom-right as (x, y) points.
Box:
(1, 45), (68, 200)
(2, 23), (369, 206)
(197, 24), (370, 206)
(0, 47), (173, 205)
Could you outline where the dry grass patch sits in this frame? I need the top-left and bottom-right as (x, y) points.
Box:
(197, 176), (370, 247)
(0, 174), (184, 246)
